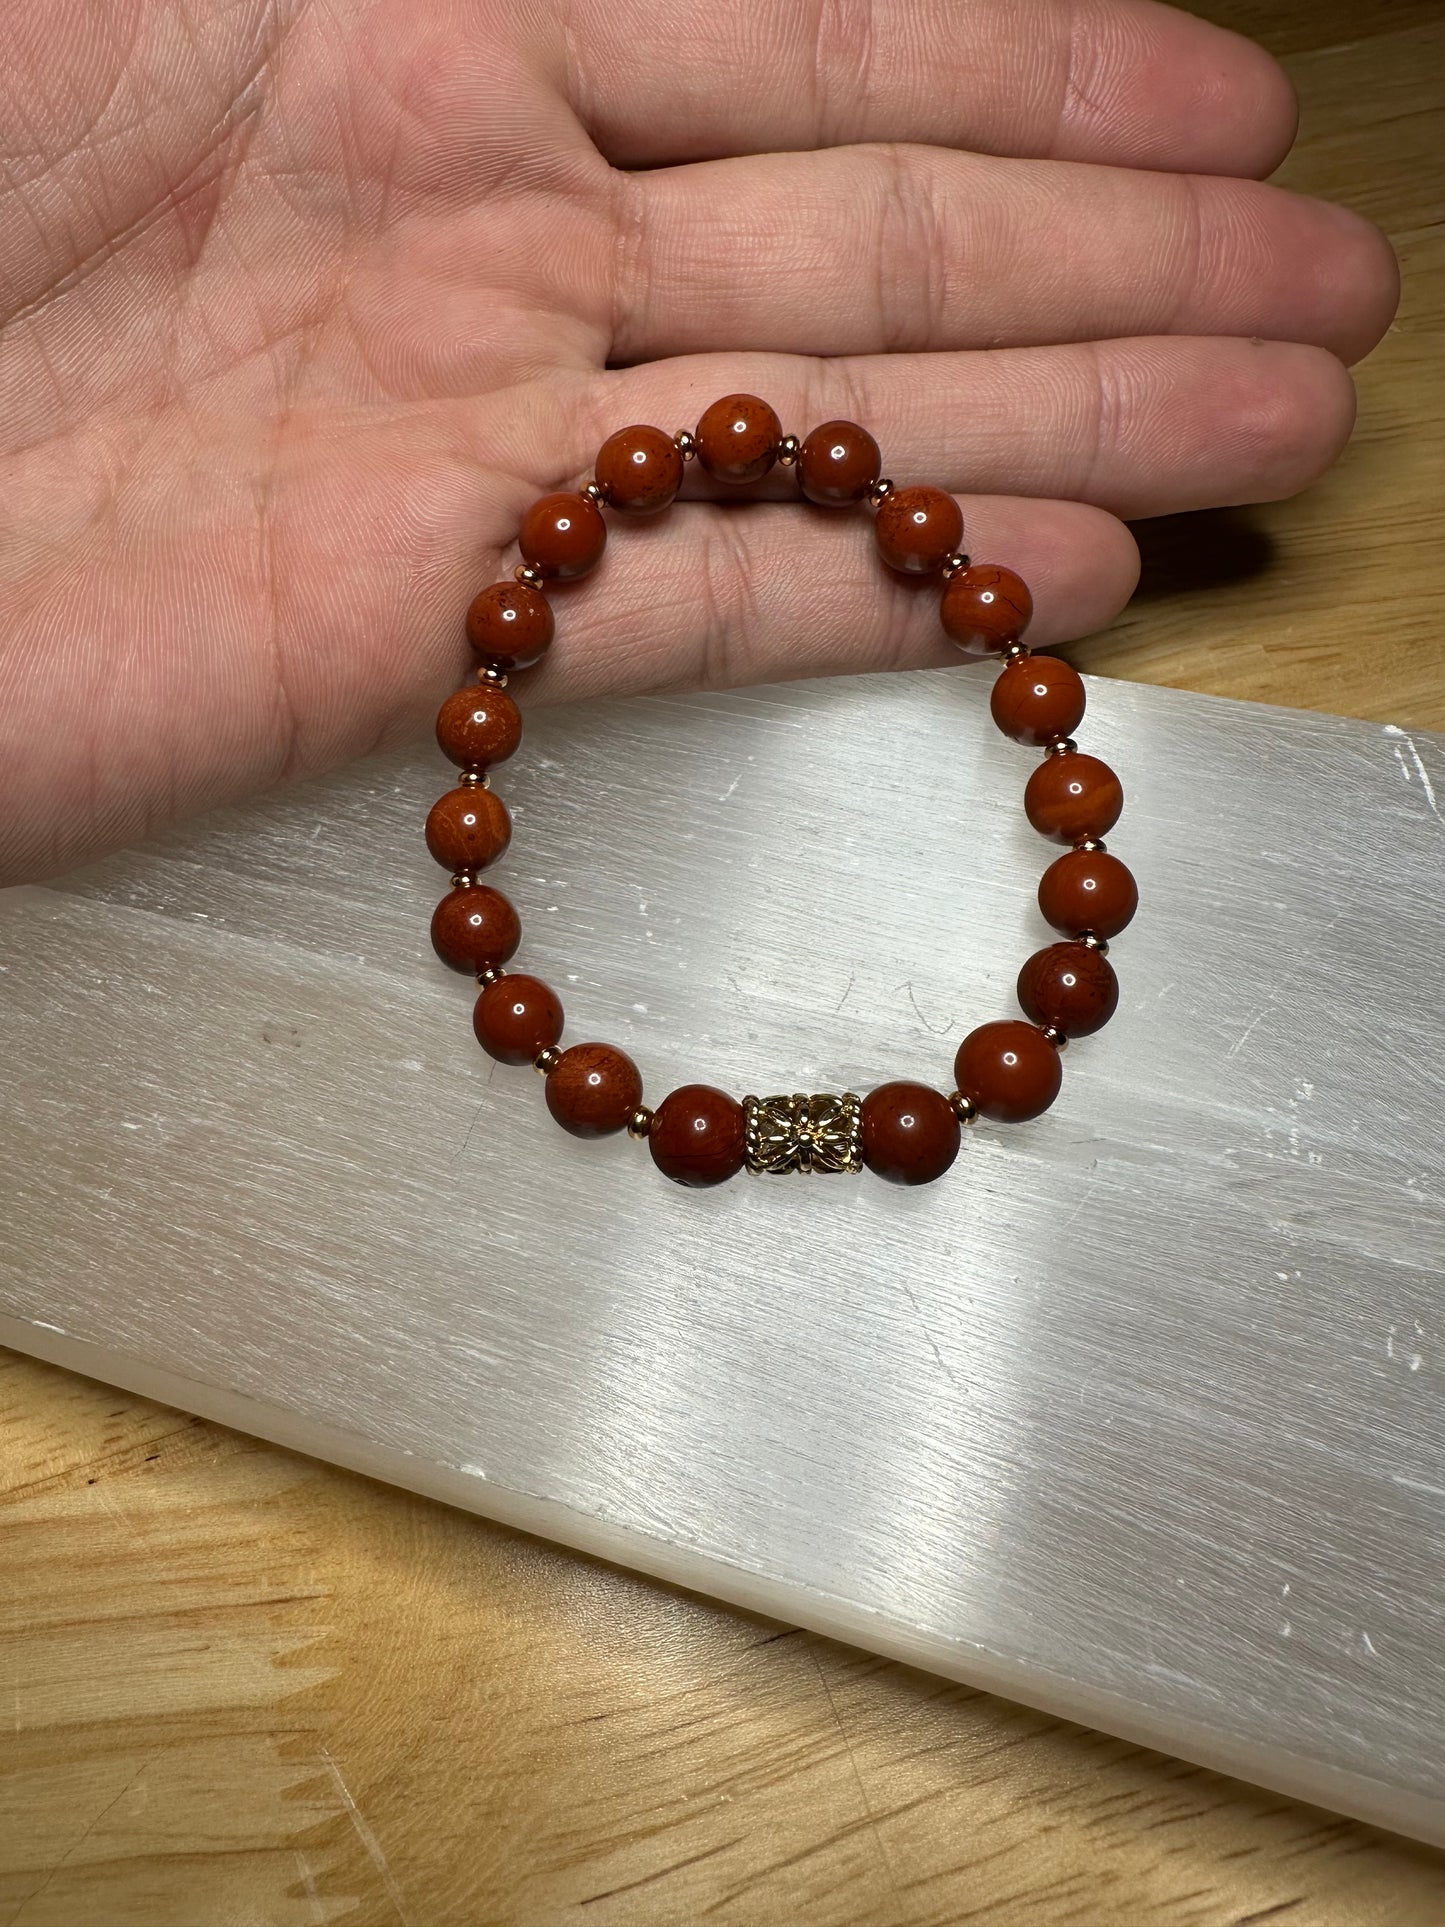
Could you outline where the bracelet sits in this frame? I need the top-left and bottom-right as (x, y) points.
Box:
(425, 395), (1136, 1188)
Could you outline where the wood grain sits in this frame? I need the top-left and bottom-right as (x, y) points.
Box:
(3, 7), (1444, 1924)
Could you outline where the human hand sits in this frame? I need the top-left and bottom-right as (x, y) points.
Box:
(0, 0), (1397, 882)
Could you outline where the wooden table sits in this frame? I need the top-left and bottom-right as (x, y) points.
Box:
(4, 4), (1443, 1921)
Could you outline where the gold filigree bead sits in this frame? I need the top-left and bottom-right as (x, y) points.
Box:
(867, 478), (894, 507)
(744, 1093), (802, 1174)
(776, 434), (801, 467)
(626, 1106), (655, 1140)
(743, 1092), (862, 1175)
(674, 430), (697, 461)
(533, 1046), (563, 1075)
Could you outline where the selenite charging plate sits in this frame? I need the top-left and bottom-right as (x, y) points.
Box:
(2, 667), (1444, 1842)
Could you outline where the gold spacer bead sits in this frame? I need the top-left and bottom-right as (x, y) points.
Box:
(626, 1106), (655, 1140)
(514, 562), (545, 589)
(776, 434), (801, 467)
(674, 430), (697, 460)
(949, 1091), (978, 1125)
(1045, 738), (1079, 757)
(1080, 933), (1110, 955)
(581, 481), (606, 507)
(450, 871), (475, 889)
(457, 769), (489, 788)
(999, 641), (1030, 662)
(533, 1046), (563, 1076)
(476, 965), (506, 986)
(867, 477), (894, 506)
(941, 552), (972, 579)
(1077, 837), (1107, 853)
(1039, 1026), (1068, 1051)
(478, 665), (509, 686)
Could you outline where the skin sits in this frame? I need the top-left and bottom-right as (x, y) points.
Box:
(0, 0), (1398, 882)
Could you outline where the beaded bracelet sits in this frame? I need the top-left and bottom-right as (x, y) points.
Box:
(426, 395), (1135, 1188)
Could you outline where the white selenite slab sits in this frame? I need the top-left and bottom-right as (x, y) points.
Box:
(2, 667), (1444, 1843)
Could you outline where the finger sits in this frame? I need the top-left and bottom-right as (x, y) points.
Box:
(520, 495), (1139, 705)
(612, 147), (1399, 367)
(585, 337), (1358, 522)
(556, 0), (1296, 177)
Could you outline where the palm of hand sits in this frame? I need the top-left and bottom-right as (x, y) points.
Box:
(0, 0), (1395, 881)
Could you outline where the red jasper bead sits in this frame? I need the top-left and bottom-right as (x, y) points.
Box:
(954, 1021), (1062, 1123)
(466, 582), (553, 672)
(694, 394), (781, 485)
(425, 786), (511, 872)
(940, 564), (1033, 656)
(519, 491), (607, 579)
(1024, 753), (1123, 845)
(1037, 848), (1138, 940)
(990, 654), (1085, 745)
(874, 486), (963, 575)
(545, 1043), (644, 1138)
(1017, 942), (1119, 1037)
(436, 683), (523, 769)
(798, 420), (881, 506)
(473, 974), (564, 1065)
(431, 886), (521, 973)
(649, 1084), (747, 1187)
(596, 424), (684, 514)
(860, 1082), (961, 1185)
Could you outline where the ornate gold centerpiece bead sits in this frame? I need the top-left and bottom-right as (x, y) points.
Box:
(742, 1092), (863, 1175)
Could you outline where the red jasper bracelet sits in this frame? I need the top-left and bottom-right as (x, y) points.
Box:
(426, 395), (1136, 1188)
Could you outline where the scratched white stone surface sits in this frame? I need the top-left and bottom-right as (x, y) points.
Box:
(2, 667), (1443, 1840)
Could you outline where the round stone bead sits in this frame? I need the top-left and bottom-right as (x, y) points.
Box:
(1024, 752), (1123, 844)
(424, 786), (512, 872)
(874, 486), (964, 575)
(430, 885), (521, 973)
(466, 582), (554, 672)
(436, 682), (523, 769)
(1017, 942), (1119, 1038)
(545, 1043), (644, 1138)
(990, 654), (1085, 746)
(595, 424), (684, 514)
(860, 1082), (961, 1185)
(798, 420), (881, 506)
(953, 1021), (1062, 1123)
(648, 1084), (747, 1187)
(694, 394), (781, 485)
(519, 491), (607, 579)
(1038, 848), (1138, 939)
(940, 563), (1033, 655)
(473, 974), (564, 1065)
